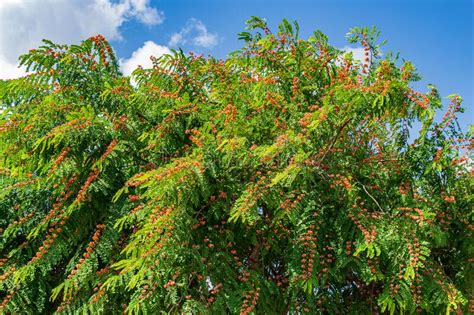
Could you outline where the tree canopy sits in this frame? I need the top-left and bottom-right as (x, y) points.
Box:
(0, 17), (472, 314)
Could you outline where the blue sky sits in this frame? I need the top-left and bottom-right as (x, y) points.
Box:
(0, 0), (472, 130)
(117, 0), (473, 131)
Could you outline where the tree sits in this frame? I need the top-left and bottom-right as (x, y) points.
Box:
(0, 17), (472, 314)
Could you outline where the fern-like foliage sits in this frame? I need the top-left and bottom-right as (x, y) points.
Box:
(0, 19), (472, 314)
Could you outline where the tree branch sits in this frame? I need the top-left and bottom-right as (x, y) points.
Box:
(358, 181), (384, 213)
(319, 118), (352, 163)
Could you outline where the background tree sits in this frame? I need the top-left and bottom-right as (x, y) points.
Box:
(0, 17), (472, 314)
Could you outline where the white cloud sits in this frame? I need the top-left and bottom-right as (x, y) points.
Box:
(340, 46), (368, 64)
(169, 33), (184, 47)
(169, 18), (218, 49)
(119, 41), (171, 76)
(0, 56), (26, 80)
(340, 46), (383, 64)
(0, 0), (164, 80)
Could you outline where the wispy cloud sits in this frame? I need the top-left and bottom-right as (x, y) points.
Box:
(169, 18), (219, 49)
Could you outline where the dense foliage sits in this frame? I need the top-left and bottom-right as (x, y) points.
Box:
(0, 17), (472, 314)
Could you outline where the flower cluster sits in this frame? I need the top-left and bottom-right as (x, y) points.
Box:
(9, 179), (36, 189)
(361, 35), (370, 74)
(292, 76), (299, 97)
(404, 90), (430, 109)
(235, 175), (270, 217)
(50, 147), (71, 173)
(0, 265), (16, 282)
(110, 85), (131, 98)
(442, 193), (456, 203)
(163, 279), (176, 289)
(408, 237), (421, 268)
(47, 117), (92, 137)
(67, 224), (105, 279)
(367, 256), (379, 274)
(206, 282), (223, 307)
(132, 206), (175, 260)
(89, 34), (114, 67)
(136, 282), (156, 301)
(225, 244), (242, 270)
(298, 224), (318, 281)
(240, 287), (260, 315)
(317, 236), (335, 283)
(433, 148), (443, 161)
(75, 170), (99, 204)
(400, 63), (414, 81)
(299, 112), (313, 128)
(112, 114), (128, 130)
(185, 129), (203, 147)
(239, 270), (251, 283)
(30, 224), (64, 264)
(329, 173), (352, 190)
(407, 236), (423, 306)
(398, 207), (428, 224)
(42, 176), (77, 226)
(280, 191), (305, 212)
(440, 96), (461, 129)
(90, 283), (106, 303)
(316, 44), (332, 69)
(128, 194), (141, 202)
(220, 103), (238, 125)
(436, 208), (453, 230)
(0, 290), (15, 310)
(381, 79), (391, 96)
(96, 266), (110, 277)
(389, 266), (404, 297)
(348, 204), (377, 243)
(468, 296), (474, 314)
(154, 160), (203, 183)
(5, 211), (35, 230)
(345, 240), (353, 256)
(100, 139), (118, 161)
(145, 82), (184, 100)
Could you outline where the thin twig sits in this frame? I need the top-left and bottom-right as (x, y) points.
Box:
(358, 181), (384, 213)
